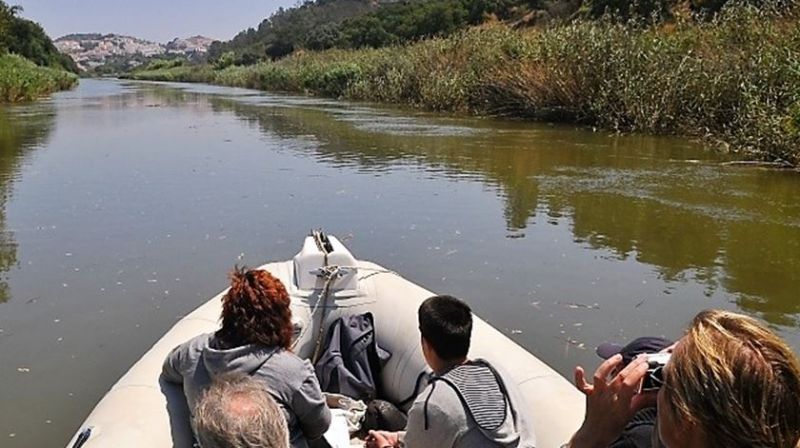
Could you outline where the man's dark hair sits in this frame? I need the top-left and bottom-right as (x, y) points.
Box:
(418, 295), (472, 361)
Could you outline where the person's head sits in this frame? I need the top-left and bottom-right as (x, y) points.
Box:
(216, 266), (292, 349)
(194, 375), (289, 448)
(657, 309), (800, 448)
(418, 295), (472, 368)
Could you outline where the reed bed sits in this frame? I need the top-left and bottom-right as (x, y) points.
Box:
(0, 54), (78, 102)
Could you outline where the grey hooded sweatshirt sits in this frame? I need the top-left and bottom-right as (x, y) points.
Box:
(399, 359), (536, 448)
(162, 333), (331, 448)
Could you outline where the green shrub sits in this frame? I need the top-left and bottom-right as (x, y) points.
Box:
(0, 53), (77, 102)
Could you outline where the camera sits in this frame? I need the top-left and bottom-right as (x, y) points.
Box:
(639, 352), (670, 392)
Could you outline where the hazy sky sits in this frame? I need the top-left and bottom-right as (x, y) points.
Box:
(14, 0), (299, 42)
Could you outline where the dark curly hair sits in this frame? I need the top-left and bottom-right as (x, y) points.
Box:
(215, 266), (293, 350)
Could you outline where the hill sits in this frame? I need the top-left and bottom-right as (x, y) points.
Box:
(208, 0), (763, 66)
(205, 0), (588, 64)
(55, 33), (213, 72)
(208, 0), (404, 62)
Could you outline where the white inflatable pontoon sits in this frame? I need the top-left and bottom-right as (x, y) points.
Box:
(67, 233), (584, 448)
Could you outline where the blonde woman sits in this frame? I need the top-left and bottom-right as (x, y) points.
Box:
(566, 309), (800, 448)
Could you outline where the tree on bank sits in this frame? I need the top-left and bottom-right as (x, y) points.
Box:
(0, 0), (78, 72)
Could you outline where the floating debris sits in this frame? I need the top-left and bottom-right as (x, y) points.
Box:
(635, 298), (646, 308)
(53, 319), (60, 323)
(559, 301), (600, 310)
(511, 329), (523, 335)
(17, 367), (30, 373)
(558, 336), (586, 350)
(573, 323), (583, 327)
(530, 301), (540, 309)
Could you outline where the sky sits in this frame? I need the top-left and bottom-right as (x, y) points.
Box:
(14, 0), (299, 43)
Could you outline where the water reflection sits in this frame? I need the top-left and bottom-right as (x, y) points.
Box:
(0, 103), (54, 302)
(149, 87), (800, 327)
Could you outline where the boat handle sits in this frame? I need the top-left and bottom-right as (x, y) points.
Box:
(71, 427), (92, 448)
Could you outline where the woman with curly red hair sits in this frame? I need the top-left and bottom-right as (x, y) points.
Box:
(162, 267), (331, 448)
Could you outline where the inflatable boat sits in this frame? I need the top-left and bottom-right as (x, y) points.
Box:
(67, 233), (584, 448)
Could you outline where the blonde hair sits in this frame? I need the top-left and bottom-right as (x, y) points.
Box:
(663, 309), (800, 448)
(194, 375), (289, 448)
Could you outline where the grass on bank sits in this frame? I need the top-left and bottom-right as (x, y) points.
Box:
(128, 3), (800, 166)
(0, 53), (78, 102)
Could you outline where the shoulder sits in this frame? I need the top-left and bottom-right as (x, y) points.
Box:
(256, 349), (316, 384)
(169, 333), (214, 359)
(267, 349), (313, 372)
(412, 380), (469, 426)
(162, 333), (214, 381)
(404, 382), (470, 446)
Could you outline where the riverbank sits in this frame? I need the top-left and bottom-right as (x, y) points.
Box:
(127, 4), (800, 166)
(0, 54), (78, 103)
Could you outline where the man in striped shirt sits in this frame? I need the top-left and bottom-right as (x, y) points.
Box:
(365, 295), (536, 448)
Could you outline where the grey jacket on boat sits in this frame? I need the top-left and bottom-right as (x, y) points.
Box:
(399, 359), (536, 448)
(161, 332), (331, 448)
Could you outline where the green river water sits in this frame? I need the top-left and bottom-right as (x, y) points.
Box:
(0, 79), (798, 447)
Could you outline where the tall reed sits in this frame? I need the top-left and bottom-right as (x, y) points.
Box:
(0, 54), (78, 102)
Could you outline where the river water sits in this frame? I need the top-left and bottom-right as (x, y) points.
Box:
(0, 79), (798, 446)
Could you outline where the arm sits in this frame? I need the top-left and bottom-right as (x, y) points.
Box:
(292, 365), (332, 440)
(566, 355), (654, 448)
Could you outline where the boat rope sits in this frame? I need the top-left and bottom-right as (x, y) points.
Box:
(310, 265), (340, 363)
(357, 267), (397, 281)
(296, 230), (396, 358)
(292, 266), (391, 352)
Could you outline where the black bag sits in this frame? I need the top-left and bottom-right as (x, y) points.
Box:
(314, 312), (391, 401)
(362, 399), (408, 433)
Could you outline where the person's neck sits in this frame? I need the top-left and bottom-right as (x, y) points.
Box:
(433, 357), (468, 375)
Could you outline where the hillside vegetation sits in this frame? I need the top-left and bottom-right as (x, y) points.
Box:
(209, 0), (568, 62)
(0, 1), (78, 101)
(0, 2), (77, 72)
(207, 0), (751, 64)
